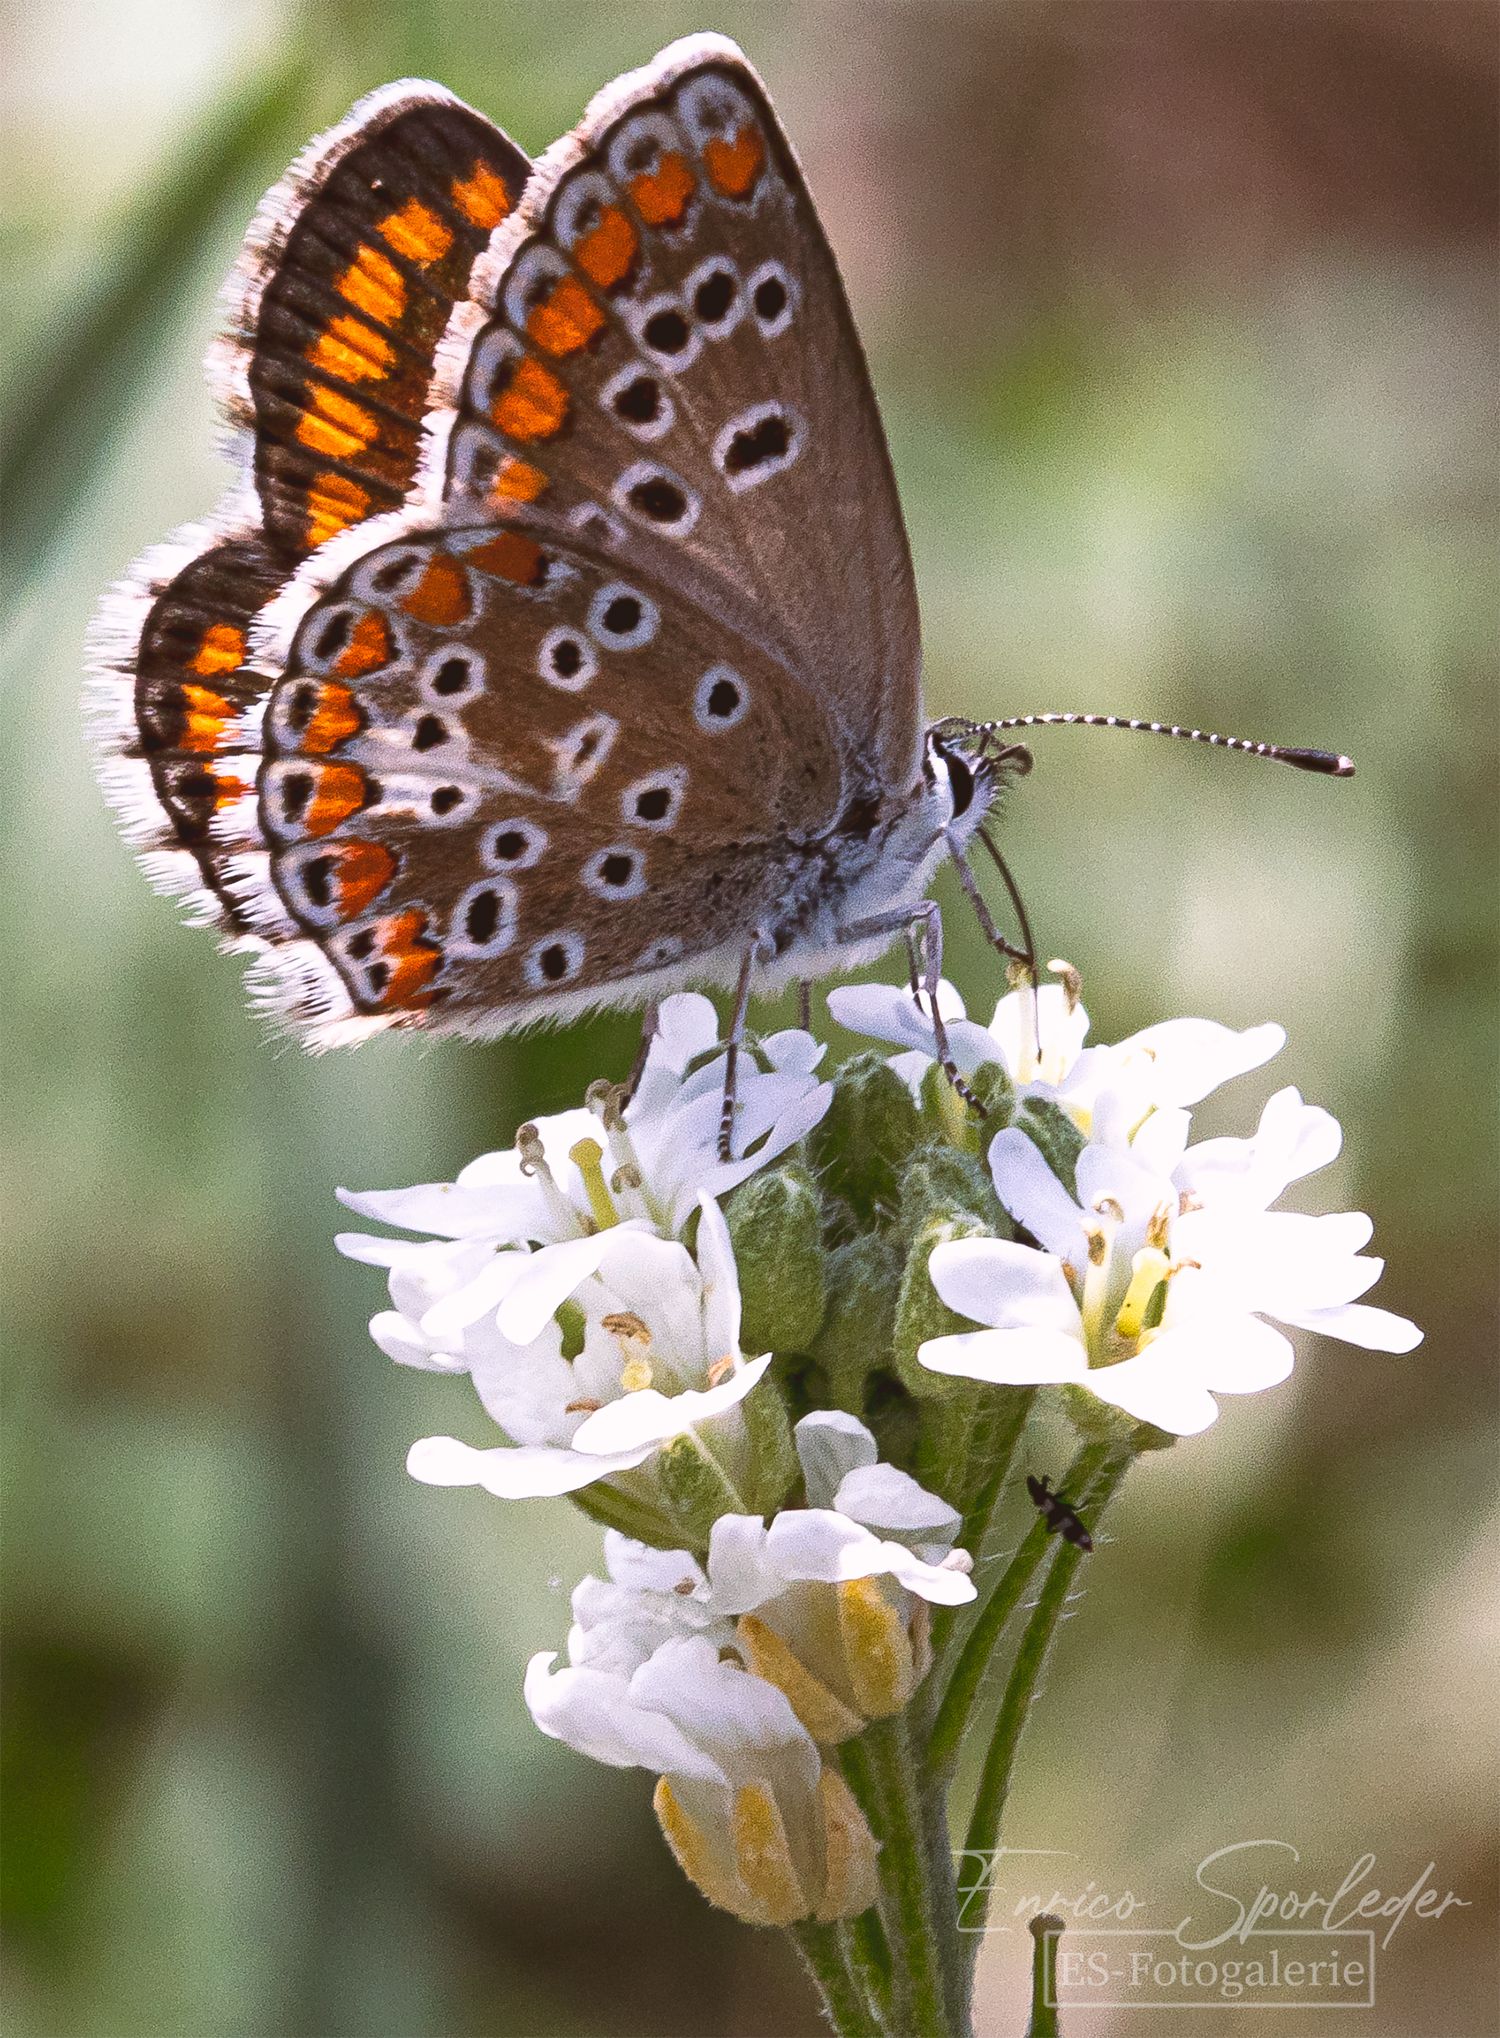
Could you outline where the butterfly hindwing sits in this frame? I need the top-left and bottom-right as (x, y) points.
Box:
(225, 522), (845, 1040)
(429, 34), (923, 791)
(90, 86), (532, 934)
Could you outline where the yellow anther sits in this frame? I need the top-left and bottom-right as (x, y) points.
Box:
(1084, 1224), (1109, 1268)
(1092, 1195), (1125, 1223)
(706, 1354), (735, 1388)
(1115, 1246), (1171, 1343)
(586, 1078), (628, 1131)
(568, 1136), (618, 1229)
(1146, 1201), (1173, 1252)
(563, 1397), (603, 1414)
(1178, 1188), (1204, 1216)
(612, 1162), (643, 1192)
(620, 1357), (654, 1392)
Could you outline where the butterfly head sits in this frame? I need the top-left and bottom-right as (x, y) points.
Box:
(921, 718), (1033, 849)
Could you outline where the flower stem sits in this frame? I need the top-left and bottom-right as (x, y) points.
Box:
(844, 1717), (963, 2038)
(925, 1440), (1112, 1784)
(928, 1387), (1034, 1666)
(961, 1454), (1133, 1968)
(789, 1919), (876, 2037)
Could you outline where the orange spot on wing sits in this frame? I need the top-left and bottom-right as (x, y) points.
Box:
(451, 161), (511, 230)
(377, 196), (454, 266)
(333, 839), (398, 917)
(491, 456), (548, 505)
(309, 315), (394, 383)
(468, 530), (545, 585)
(336, 246), (406, 326)
(400, 554), (471, 626)
(526, 275), (606, 355)
(491, 356), (569, 440)
(296, 384), (379, 460)
(190, 622), (246, 677)
(333, 610), (391, 678)
(306, 472), (372, 548)
(305, 762), (369, 837)
(300, 680), (362, 754)
(574, 205), (638, 289)
(178, 682), (234, 753)
(630, 152), (695, 227)
(374, 907), (441, 1008)
(206, 771), (247, 808)
(703, 125), (766, 199)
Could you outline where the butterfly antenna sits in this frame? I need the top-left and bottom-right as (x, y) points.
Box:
(954, 713), (1355, 777)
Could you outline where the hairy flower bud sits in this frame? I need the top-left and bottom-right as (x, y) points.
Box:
(726, 1163), (828, 1353)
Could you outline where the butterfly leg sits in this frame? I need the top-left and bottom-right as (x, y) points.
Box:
(624, 999), (660, 1106)
(952, 832), (1044, 1060)
(718, 932), (774, 1162)
(797, 979), (813, 1033)
(836, 902), (984, 1113)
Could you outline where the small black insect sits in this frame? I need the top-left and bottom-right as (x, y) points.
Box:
(1026, 1473), (1093, 1551)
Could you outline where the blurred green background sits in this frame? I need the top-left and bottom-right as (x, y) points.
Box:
(3, 2), (1496, 2032)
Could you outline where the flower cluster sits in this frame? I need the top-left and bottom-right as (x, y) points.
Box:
(339, 976), (1419, 1941)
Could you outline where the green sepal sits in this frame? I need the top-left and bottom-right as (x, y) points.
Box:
(740, 1368), (800, 1516)
(725, 1163), (828, 1354)
(655, 1433), (746, 1552)
(808, 1052), (923, 1221)
(808, 1233), (904, 1413)
(917, 1057), (1015, 1153)
(892, 1213), (995, 1399)
(1014, 1096), (1086, 1198)
(569, 1478), (684, 1551)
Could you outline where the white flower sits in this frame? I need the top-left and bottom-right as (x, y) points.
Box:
(337, 992), (831, 1263)
(524, 1414), (974, 1924)
(526, 1635), (877, 1927)
(920, 1085), (1422, 1436)
(374, 1196), (774, 1509)
(827, 973), (1283, 1148)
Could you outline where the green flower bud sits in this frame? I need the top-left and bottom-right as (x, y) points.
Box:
(917, 1058), (1015, 1152)
(898, 1143), (1010, 1247)
(809, 1053), (923, 1220)
(1014, 1096), (1086, 1198)
(655, 1434), (748, 1552)
(809, 1234), (904, 1413)
(740, 1367), (800, 1517)
(726, 1163), (828, 1354)
(893, 1214), (994, 1398)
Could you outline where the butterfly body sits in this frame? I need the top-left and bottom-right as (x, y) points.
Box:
(89, 34), (1017, 1054)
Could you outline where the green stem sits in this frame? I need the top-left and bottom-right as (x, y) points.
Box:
(928, 1387), (1034, 1665)
(926, 1441), (1111, 1783)
(1025, 1914), (1065, 2037)
(789, 1919), (875, 2037)
(844, 1718), (962, 2038)
(962, 1456), (1134, 1968)
(842, 1909), (895, 2031)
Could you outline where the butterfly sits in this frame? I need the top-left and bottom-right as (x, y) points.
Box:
(89, 34), (1349, 1144)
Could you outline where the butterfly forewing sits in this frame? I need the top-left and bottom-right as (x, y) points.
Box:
(242, 524), (845, 1034)
(432, 36), (922, 790)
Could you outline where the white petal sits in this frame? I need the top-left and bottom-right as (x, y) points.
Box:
(694, 1196), (744, 1365)
(761, 1029), (826, 1077)
(369, 1311), (467, 1372)
(929, 1236), (1080, 1333)
(406, 1433), (650, 1496)
(761, 1510), (975, 1605)
(1129, 1106), (1191, 1175)
(919, 1325), (1089, 1386)
(495, 1229), (640, 1345)
(420, 1250), (532, 1340)
(1116, 1018), (1285, 1106)
(988, 1128), (1085, 1258)
(524, 1652), (721, 1781)
(1274, 1302), (1423, 1352)
(669, 1080), (834, 1228)
(570, 1352), (774, 1456)
(336, 1180), (531, 1239)
(604, 1533), (706, 1595)
(1086, 1360), (1222, 1436)
(793, 1411), (878, 1509)
(1143, 1314), (1295, 1394)
(630, 1636), (818, 1781)
(986, 983), (1090, 1084)
(833, 1463), (960, 1542)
